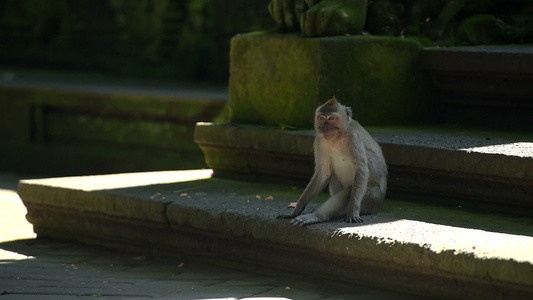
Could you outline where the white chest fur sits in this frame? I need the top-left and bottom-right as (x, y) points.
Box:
(328, 145), (355, 188)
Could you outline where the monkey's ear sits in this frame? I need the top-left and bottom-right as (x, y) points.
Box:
(346, 106), (353, 119)
(326, 96), (338, 105)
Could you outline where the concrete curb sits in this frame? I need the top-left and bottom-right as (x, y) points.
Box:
(18, 171), (533, 300)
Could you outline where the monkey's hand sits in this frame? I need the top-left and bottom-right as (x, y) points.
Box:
(344, 213), (364, 223)
(301, 0), (368, 37)
(291, 213), (322, 226)
(268, 0), (314, 31)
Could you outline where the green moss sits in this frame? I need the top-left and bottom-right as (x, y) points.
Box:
(229, 33), (322, 127)
(319, 35), (428, 125)
(228, 33), (441, 128)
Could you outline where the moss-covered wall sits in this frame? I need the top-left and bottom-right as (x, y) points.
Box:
(0, 0), (274, 83)
(229, 33), (443, 128)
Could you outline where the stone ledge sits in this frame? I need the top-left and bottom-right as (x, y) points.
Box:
(194, 123), (533, 216)
(18, 170), (533, 300)
(0, 70), (226, 175)
(420, 45), (533, 129)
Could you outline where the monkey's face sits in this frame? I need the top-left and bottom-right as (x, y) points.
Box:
(316, 113), (341, 140)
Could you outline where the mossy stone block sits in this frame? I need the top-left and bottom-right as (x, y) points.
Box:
(229, 33), (439, 128)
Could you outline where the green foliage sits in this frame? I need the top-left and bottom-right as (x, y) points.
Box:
(0, 0), (275, 83)
(268, 0), (533, 45)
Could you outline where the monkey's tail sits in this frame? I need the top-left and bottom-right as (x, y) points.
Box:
(362, 180), (387, 215)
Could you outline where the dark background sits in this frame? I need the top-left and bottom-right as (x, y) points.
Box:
(0, 0), (274, 83)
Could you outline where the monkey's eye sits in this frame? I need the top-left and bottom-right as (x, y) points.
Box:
(319, 116), (326, 121)
(327, 116), (335, 121)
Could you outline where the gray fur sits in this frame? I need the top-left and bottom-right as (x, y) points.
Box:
(277, 98), (387, 226)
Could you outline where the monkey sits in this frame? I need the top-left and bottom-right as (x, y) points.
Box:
(278, 96), (387, 226)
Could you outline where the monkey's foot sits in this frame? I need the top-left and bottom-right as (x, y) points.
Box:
(290, 214), (321, 226)
(344, 215), (364, 223)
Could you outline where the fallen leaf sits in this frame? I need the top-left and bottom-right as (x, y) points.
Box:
(265, 196), (274, 201)
(255, 195), (261, 200)
(181, 193), (188, 197)
(291, 186), (298, 190)
(288, 202), (297, 208)
(178, 262), (185, 268)
(284, 286), (291, 291)
(71, 264), (78, 270)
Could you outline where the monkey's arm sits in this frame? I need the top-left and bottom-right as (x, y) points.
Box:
(345, 163), (369, 223)
(277, 171), (329, 219)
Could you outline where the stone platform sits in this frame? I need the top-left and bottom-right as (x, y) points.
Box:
(195, 123), (533, 217)
(18, 170), (533, 300)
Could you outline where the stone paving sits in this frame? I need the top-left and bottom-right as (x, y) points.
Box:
(0, 172), (435, 300)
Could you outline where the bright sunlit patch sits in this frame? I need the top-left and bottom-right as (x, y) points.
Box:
(194, 298), (292, 300)
(19, 169), (214, 192)
(0, 189), (36, 242)
(334, 219), (533, 262)
(460, 142), (533, 157)
(0, 249), (34, 262)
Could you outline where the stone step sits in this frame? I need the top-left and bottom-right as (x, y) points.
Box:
(421, 46), (533, 129)
(194, 123), (533, 217)
(18, 170), (533, 300)
(0, 68), (227, 175)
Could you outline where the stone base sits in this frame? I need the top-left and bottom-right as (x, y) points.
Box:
(228, 33), (442, 128)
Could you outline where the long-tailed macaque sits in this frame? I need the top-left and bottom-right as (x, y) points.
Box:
(278, 97), (387, 226)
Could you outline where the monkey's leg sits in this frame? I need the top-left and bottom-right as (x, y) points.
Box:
(328, 173), (343, 195)
(291, 187), (350, 226)
(345, 166), (369, 223)
(277, 171), (329, 219)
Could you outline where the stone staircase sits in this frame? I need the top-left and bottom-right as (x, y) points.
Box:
(18, 170), (533, 300)
(196, 37), (533, 216)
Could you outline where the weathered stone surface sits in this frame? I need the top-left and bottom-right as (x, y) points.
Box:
(0, 71), (226, 175)
(229, 33), (441, 128)
(195, 123), (533, 215)
(421, 45), (533, 129)
(17, 170), (533, 300)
